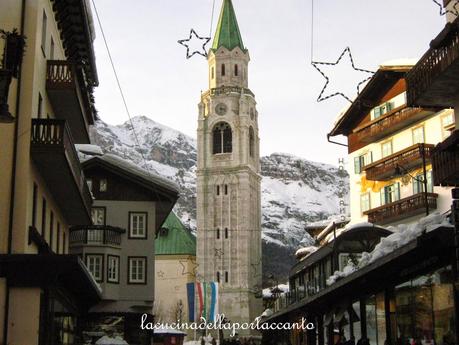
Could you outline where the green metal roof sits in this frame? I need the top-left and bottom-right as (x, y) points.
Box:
(211, 0), (245, 51)
(155, 213), (196, 256)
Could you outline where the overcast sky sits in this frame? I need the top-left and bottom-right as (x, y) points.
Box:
(90, 0), (446, 165)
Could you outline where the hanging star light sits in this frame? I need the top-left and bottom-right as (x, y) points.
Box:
(433, 0), (459, 16)
(214, 248), (224, 259)
(312, 47), (374, 103)
(178, 29), (211, 59)
(179, 258), (199, 277)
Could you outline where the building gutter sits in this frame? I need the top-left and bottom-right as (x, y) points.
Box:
(326, 133), (348, 147)
(3, 1), (26, 344)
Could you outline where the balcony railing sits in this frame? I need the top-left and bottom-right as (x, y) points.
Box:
(354, 106), (435, 144)
(31, 118), (92, 224)
(432, 130), (459, 186)
(69, 226), (125, 247)
(46, 60), (95, 143)
(364, 143), (434, 181)
(364, 193), (438, 225)
(406, 17), (459, 108)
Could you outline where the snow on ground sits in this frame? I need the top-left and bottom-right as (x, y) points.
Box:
(326, 212), (452, 286)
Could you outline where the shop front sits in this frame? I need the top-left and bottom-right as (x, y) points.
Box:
(262, 226), (457, 345)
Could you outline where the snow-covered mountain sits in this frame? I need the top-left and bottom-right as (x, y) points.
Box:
(90, 116), (349, 282)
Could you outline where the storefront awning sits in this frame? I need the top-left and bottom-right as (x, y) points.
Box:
(0, 254), (102, 311)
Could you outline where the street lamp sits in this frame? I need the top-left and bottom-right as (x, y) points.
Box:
(394, 144), (430, 216)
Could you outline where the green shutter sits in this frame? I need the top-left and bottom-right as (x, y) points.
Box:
(395, 183), (401, 201)
(354, 157), (361, 174)
(386, 102), (393, 113)
(380, 189), (386, 206)
(373, 107), (381, 119)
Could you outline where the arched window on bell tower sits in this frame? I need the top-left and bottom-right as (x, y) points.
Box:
(234, 64), (238, 76)
(213, 122), (232, 154)
(249, 127), (255, 157)
(221, 64), (226, 76)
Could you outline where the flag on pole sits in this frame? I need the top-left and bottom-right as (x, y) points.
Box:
(186, 283), (195, 322)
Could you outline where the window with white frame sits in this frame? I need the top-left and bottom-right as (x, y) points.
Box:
(442, 113), (455, 139)
(372, 102), (393, 120)
(413, 171), (433, 194)
(412, 126), (425, 144)
(360, 193), (371, 214)
(381, 183), (400, 205)
(86, 255), (103, 282)
(129, 212), (147, 239)
(354, 151), (373, 174)
(128, 257), (146, 284)
(381, 141), (393, 158)
(107, 255), (119, 283)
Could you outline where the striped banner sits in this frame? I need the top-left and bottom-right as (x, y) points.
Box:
(188, 282), (219, 322)
(186, 283), (195, 322)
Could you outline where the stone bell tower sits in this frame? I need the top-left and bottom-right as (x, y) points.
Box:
(196, 0), (262, 336)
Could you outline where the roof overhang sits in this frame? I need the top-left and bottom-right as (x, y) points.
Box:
(329, 68), (410, 137)
(0, 254), (102, 311)
(262, 226), (454, 323)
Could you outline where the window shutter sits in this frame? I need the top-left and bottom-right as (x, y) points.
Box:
(369, 151), (373, 164)
(395, 183), (401, 201)
(413, 177), (419, 195)
(354, 157), (361, 174)
(373, 107), (381, 119)
(380, 189), (386, 206)
(386, 102), (393, 112)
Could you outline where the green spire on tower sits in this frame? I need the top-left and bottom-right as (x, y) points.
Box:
(212, 0), (245, 51)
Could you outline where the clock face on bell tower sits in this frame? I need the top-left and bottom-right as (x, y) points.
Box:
(215, 103), (227, 115)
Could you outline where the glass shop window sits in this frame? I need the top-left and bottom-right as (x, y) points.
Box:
(395, 266), (456, 345)
(365, 294), (386, 345)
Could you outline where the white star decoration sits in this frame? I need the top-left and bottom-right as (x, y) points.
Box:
(312, 47), (374, 103)
(433, 0), (459, 16)
(178, 29), (211, 59)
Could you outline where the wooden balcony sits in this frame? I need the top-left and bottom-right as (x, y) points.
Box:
(30, 119), (92, 224)
(406, 18), (459, 108)
(46, 60), (95, 143)
(364, 193), (438, 225)
(354, 106), (435, 144)
(69, 225), (124, 247)
(364, 143), (434, 181)
(432, 130), (459, 186)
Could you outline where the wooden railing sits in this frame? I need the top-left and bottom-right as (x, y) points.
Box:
(355, 106), (431, 143)
(69, 226), (124, 247)
(364, 143), (434, 181)
(364, 193), (438, 225)
(31, 118), (92, 212)
(406, 20), (459, 106)
(46, 60), (94, 118)
(432, 130), (459, 186)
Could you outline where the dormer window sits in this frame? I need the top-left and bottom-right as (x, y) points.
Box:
(372, 102), (393, 119)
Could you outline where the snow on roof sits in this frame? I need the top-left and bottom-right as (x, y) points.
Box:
(320, 221), (372, 244)
(96, 336), (128, 345)
(380, 58), (417, 69)
(295, 246), (318, 259)
(87, 153), (180, 193)
(262, 284), (289, 299)
(75, 144), (104, 156)
(326, 212), (452, 286)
